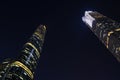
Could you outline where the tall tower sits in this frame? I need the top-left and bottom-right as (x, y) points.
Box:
(0, 25), (46, 80)
(82, 11), (120, 62)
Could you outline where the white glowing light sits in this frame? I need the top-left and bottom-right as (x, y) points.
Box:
(82, 11), (95, 28)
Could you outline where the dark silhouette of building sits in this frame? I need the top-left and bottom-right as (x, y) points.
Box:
(82, 11), (120, 62)
(0, 25), (46, 80)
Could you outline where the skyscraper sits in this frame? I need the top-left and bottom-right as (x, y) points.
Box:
(82, 11), (120, 62)
(0, 25), (46, 80)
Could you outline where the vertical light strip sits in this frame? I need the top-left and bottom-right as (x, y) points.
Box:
(25, 42), (40, 58)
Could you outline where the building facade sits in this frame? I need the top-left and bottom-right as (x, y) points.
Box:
(82, 11), (120, 62)
(0, 25), (46, 80)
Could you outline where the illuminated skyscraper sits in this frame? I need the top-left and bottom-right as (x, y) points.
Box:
(82, 11), (120, 62)
(0, 25), (46, 80)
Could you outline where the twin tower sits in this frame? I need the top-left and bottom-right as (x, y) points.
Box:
(0, 11), (120, 80)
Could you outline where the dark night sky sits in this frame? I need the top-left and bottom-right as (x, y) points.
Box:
(0, 0), (120, 80)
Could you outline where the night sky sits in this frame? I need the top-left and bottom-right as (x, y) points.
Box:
(0, 0), (120, 80)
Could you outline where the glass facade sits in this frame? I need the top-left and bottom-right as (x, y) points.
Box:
(0, 25), (46, 80)
(82, 11), (120, 62)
